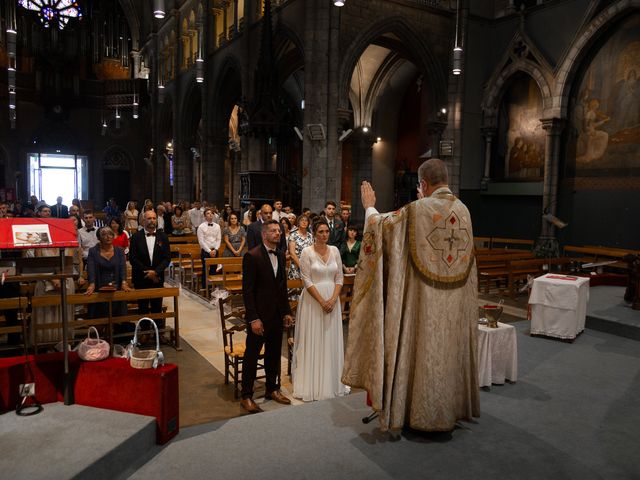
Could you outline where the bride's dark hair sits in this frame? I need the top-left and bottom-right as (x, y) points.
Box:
(312, 217), (329, 234)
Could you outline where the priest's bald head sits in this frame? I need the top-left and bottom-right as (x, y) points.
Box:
(417, 158), (448, 198)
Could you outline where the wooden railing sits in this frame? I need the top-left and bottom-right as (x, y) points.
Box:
(0, 287), (181, 351)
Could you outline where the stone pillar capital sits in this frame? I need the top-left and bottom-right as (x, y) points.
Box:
(540, 117), (565, 135)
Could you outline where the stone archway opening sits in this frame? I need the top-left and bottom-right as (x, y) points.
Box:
(345, 33), (431, 212)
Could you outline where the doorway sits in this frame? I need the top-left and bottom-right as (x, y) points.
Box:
(29, 153), (87, 205)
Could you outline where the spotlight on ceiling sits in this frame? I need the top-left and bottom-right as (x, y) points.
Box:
(333, 0), (345, 6)
(362, 126), (369, 133)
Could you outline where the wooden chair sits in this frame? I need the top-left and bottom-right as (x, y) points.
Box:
(175, 244), (203, 291)
(218, 294), (264, 398)
(222, 263), (243, 294)
(285, 278), (304, 375)
(340, 274), (356, 322)
(205, 257), (243, 298)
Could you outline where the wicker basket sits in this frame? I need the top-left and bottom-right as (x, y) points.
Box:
(127, 317), (165, 369)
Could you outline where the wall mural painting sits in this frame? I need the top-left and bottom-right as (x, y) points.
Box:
(497, 74), (545, 180)
(570, 15), (640, 176)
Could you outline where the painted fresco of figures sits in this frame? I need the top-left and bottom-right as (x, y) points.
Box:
(498, 73), (545, 180)
(576, 99), (611, 164)
(570, 14), (640, 174)
(613, 69), (640, 131)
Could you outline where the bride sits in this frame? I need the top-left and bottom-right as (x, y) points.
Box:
(292, 218), (349, 401)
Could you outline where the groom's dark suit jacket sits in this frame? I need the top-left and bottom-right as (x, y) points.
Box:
(242, 244), (291, 332)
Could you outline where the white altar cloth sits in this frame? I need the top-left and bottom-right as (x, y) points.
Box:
(477, 322), (518, 388)
(529, 274), (590, 340)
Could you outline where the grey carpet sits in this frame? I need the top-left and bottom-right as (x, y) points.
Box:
(127, 321), (640, 480)
(0, 403), (156, 480)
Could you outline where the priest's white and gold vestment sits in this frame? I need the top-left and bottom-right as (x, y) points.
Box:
(341, 187), (480, 431)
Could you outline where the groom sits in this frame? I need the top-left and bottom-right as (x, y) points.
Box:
(241, 220), (294, 413)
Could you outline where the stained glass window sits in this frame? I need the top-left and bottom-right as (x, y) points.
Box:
(18, 0), (82, 30)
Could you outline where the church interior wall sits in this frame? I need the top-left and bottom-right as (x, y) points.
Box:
(556, 187), (639, 249)
(459, 1), (639, 249)
(460, 189), (542, 240)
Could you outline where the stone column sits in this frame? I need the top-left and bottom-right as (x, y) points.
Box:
(533, 117), (565, 257)
(426, 120), (447, 157)
(350, 131), (375, 223)
(301, 0), (340, 213)
(481, 126), (496, 188)
(540, 118), (564, 237)
(202, 136), (227, 209)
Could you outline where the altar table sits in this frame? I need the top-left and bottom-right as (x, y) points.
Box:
(529, 274), (590, 340)
(477, 322), (518, 388)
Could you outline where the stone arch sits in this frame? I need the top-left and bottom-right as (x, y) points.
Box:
(274, 21), (305, 84)
(208, 54), (244, 139)
(118, 0), (140, 49)
(337, 16), (447, 120)
(482, 60), (553, 128)
(553, 0), (640, 118)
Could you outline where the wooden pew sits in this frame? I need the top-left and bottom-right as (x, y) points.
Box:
(167, 234), (198, 244)
(474, 237), (491, 249)
(476, 251), (534, 294)
(27, 287), (181, 351)
(490, 237), (534, 251)
(563, 245), (639, 271)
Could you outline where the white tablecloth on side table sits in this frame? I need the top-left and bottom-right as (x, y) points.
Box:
(529, 274), (590, 340)
(477, 322), (518, 388)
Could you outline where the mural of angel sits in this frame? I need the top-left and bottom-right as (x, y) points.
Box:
(576, 99), (611, 164)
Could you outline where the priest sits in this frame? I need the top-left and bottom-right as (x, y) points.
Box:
(342, 158), (480, 432)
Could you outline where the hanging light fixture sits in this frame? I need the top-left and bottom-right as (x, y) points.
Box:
(6, 0), (18, 34)
(452, 0), (463, 75)
(101, 110), (108, 136)
(157, 82), (165, 104)
(153, 0), (165, 19)
(7, 0), (17, 130)
(195, 58), (204, 83)
(195, 20), (204, 83)
(132, 92), (139, 119)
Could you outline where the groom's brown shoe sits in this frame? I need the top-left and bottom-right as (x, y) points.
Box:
(240, 397), (263, 414)
(265, 390), (291, 405)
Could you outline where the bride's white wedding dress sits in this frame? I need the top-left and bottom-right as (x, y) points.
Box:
(292, 245), (349, 401)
